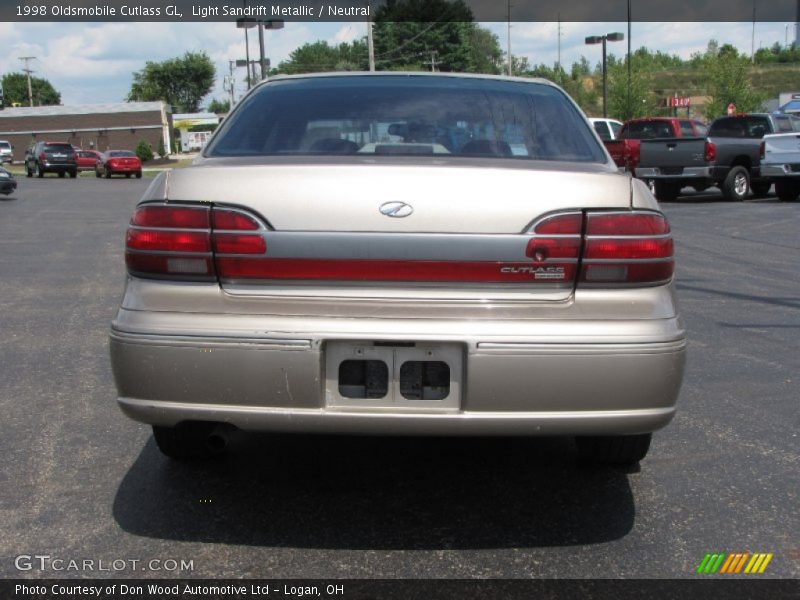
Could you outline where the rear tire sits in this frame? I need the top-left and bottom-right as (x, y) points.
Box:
(125, 173), (132, 178)
(775, 180), (800, 202)
(135, 171), (142, 179)
(654, 181), (680, 202)
(95, 168), (101, 178)
(721, 166), (749, 201)
(575, 433), (652, 465)
(749, 181), (771, 198)
(69, 169), (77, 179)
(152, 422), (224, 460)
(58, 171), (65, 178)
(104, 169), (111, 179)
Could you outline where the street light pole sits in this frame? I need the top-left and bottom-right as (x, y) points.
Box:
(585, 32), (624, 119)
(257, 21), (266, 80)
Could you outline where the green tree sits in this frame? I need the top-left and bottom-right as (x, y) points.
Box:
(135, 140), (154, 163)
(607, 56), (658, 121)
(127, 52), (215, 113)
(699, 44), (766, 118)
(207, 98), (230, 113)
(277, 40), (368, 74)
(1, 72), (61, 106)
(372, 0), (501, 73)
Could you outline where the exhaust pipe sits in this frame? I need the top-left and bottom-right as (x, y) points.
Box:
(206, 423), (230, 453)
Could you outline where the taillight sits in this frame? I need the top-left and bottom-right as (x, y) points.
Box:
(523, 213), (583, 280)
(759, 141), (765, 160)
(125, 204), (214, 278)
(704, 141), (716, 163)
(38, 153), (46, 162)
(580, 212), (674, 285)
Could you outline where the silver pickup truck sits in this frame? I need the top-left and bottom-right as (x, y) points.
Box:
(635, 113), (800, 201)
(761, 130), (800, 201)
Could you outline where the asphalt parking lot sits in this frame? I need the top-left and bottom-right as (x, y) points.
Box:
(0, 177), (797, 580)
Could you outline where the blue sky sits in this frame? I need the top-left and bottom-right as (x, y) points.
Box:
(1, 21), (796, 107)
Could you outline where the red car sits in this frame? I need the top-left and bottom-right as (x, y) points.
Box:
(96, 150), (142, 178)
(75, 150), (102, 171)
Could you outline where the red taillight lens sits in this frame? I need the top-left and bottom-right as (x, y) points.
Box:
(125, 204), (214, 278)
(131, 205), (210, 228)
(586, 213), (669, 236)
(38, 153), (46, 161)
(580, 211), (674, 285)
(213, 208), (260, 230)
(759, 141), (765, 160)
(704, 140), (717, 163)
(127, 229), (211, 253)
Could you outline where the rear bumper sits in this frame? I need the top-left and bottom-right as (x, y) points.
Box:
(761, 164), (800, 178)
(635, 166), (713, 180)
(110, 311), (686, 436)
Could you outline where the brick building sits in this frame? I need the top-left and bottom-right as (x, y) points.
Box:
(0, 102), (172, 162)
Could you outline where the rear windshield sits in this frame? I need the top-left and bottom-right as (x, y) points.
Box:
(620, 121), (675, 140)
(709, 117), (770, 138)
(44, 143), (74, 153)
(206, 75), (606, 163)
(109, 151), (136, 157)
(0, 142), (10, 149)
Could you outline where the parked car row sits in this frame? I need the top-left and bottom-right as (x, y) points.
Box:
(23, 142), (142, 179)
(601, 113), (800, 202)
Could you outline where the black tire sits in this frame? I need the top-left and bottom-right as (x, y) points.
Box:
(58, 171), (65, 178)
(721, 166), (749, 201)
(152, 422), (224, 460)
(576, 433), (652, 465)
(104, 169), (111, 179)
(125, 173), (132, 178)
(135, 171), (142, 179)
(775, 180), (800, 202)
(654, 180), (680, 202)
(95, 168), (101, 178)
(69, 169), (78, 179)
(750, 181), (771, 198)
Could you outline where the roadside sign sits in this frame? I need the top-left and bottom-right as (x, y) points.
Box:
(668, 97), (691, 108)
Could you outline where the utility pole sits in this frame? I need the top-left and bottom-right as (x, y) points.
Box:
(627, 0), (632, 118)
(18, 56), (36, 107)
(367, 19), (375, 71)
(226, 60), (236, 106)
(557, 14), (562, 83)
(426, 51), (440, 72)
(507, 0), (512, 76)
(751, 0), (756, 64)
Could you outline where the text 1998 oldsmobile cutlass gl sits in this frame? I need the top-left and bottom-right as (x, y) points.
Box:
(110, 73), (686, 465)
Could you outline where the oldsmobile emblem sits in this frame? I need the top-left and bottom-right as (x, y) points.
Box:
(379, 201), (414, 218)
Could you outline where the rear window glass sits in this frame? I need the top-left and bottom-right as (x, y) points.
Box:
(109, 151), (136, 157)
(0, 142), (10, 149)
(593, 121), (612, 141)
(774, 117), (793, 133)
(206, 76), (606, 163)
(44, 144), (74, 153)
(620, 121), (674, 139)
(709, 117), (770, 138)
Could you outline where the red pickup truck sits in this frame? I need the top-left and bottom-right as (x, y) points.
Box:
(605, 118), (709, 171)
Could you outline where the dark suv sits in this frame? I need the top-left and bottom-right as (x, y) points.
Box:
(25, 141), (78, 178)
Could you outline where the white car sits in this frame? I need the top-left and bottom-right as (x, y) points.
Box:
(589, 118), (624, 141)
(0, 140), (12, 164)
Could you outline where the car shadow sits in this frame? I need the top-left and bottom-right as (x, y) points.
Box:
(113, 432), (636, 550)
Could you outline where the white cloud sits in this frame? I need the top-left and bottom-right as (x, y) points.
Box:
(3, 21), (793, 107)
